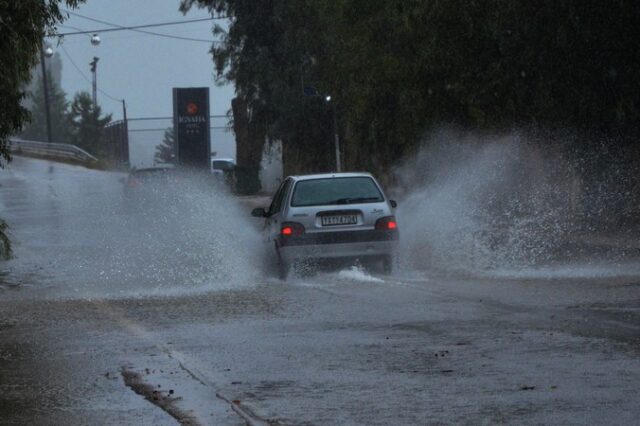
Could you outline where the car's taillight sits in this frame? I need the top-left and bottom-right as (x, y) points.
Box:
(375, 216), (398, 231)
(281, 222), (305, 237)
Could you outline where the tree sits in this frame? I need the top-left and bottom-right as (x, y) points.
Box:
(181, 0), (640, 177)
(0, 0), (84, 168)
(68, 91), (112, 158)
(20, 71), (71, 143)
(154, 127), (176, 164)
(180, 0), (335, 179)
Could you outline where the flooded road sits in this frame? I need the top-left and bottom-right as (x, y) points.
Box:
(1, 157), (639, 425)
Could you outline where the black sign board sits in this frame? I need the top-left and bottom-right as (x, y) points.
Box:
(173, 87), (210, 169)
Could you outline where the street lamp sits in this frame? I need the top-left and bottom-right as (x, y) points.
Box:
(39, 43), (54, 143)
(302, 85), (342, 172)
(90, 33), (101, 46)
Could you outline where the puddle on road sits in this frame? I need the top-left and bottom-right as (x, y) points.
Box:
(5, 143), (640, 303)
(483, 262), (640, 280)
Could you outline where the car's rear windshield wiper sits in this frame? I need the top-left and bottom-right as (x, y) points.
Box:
(335, 197), (381, 204)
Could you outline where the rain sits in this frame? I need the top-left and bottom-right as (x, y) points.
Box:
(1, 2), (639, 425)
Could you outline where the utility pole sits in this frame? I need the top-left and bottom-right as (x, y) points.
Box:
(90, 57), (99, 107)
(39, 44), (53, 143)
(121, 99), (127, 123)
(121, 99), (129, 167)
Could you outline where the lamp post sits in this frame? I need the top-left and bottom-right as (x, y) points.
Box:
(39, 44), (54, 143)
(302, 85), (342, 172)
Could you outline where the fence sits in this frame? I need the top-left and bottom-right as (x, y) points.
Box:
(104, 119), (130, 168)
(126, 115), (233, 169)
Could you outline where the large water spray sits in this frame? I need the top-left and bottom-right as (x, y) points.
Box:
(392, 129), (617, 274)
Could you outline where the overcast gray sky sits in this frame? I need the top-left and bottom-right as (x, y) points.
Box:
(48, 0), (236, 165)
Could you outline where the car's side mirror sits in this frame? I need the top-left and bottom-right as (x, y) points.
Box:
(390, 200), (397, 208)
(251, 207), (267, 218)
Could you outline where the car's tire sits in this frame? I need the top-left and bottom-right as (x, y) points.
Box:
(278, 258), (290, 281)
(276, 245), (289, 281)
(382, 255), (394, 275)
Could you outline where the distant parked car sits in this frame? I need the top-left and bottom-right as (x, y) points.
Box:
(123, 164), (176, 198)
(251, 172), (399, 279)
(211, 158), (236, 188)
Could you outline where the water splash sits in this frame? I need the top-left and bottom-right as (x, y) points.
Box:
(3, 159), (264, 299)
(337, 266), (384, 283)
(393, 129), (595, 274)
(71, 174), (264, 297)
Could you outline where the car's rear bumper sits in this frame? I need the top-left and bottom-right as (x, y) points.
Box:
(277, 230), (398, 262)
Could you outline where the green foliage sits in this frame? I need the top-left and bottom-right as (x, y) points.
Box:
(68, 91), (112, 158)
(1, 1), (83, 258)
(0, 0), (84, 168)
(20, 71), (71, 143)
(182, 0), (640, 174)
(182, 0), (337, 174)
(155, 127), (176, 164)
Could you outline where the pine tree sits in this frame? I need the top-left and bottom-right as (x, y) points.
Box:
(154, 127), (176, 164)
(68, 91), (112, 158)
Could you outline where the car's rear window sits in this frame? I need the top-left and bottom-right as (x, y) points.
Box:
(291, 177), (384, 207)
(211, 160), (234, 171)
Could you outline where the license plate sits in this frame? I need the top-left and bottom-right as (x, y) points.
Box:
(321, 214), (357, 226)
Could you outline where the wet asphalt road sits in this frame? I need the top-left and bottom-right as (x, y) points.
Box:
(1, 157), (639, 425)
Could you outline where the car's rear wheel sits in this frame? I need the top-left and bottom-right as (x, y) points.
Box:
(276, 245), (290, 281)
(278, 259), (290, 280)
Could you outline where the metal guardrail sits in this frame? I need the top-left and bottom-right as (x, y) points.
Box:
(8, 138), (98, 164)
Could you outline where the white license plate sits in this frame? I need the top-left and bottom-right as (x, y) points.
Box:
(321, 214), (357, 226)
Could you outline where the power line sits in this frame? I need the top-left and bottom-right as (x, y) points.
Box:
(57, 9), (226, 44)
(59, 11), (218, 43)
(58, 23), (86, 32)
(59, 44), (92, 85)
(63, 9), (223, 29)
(59, 44), (123, 103)
(57, 22), (211, 44)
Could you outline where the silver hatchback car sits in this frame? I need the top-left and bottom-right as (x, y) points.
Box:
(251, 172), (399, 279)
